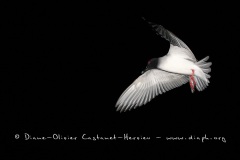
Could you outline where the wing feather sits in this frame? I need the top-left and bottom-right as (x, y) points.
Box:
(116, 69), (188, 112)
(144, 19), (197, 62)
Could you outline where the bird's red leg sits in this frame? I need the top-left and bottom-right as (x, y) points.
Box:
(189, 69), (196, 93)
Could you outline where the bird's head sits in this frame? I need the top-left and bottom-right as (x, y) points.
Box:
(141, 58), (159, 74)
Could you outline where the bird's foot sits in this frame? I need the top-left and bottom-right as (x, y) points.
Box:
(189, 69), (196, 93)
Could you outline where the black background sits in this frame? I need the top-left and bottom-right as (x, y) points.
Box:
(2, 2), (239, 159)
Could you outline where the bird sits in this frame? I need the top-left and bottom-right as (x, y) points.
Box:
(115, 18), (212, 112)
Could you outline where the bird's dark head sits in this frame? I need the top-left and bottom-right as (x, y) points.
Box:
(141, 58), (159, 74)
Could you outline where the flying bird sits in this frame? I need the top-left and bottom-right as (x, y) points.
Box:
(115, 18), (212, 112)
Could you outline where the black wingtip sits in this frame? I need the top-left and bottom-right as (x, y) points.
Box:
(141, 17), (146, 21)
(142, 17), (156, 27)
(141, 17), (151, 24)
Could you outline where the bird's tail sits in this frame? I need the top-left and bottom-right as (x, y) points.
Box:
(194, 56), (212, 91)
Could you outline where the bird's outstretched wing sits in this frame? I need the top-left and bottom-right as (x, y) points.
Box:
(115, 69), (188, 112)
(144, 18), (197, 62)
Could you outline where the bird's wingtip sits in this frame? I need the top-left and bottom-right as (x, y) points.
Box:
(116, 107), (120, 112)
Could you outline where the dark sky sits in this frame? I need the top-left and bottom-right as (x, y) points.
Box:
(2, 2), (239, 159)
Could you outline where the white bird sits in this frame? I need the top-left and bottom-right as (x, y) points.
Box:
(115, 19), (212, 112)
